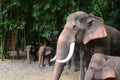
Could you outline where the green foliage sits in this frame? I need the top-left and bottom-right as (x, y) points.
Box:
(88, 0), (120, 28)
(0, 0), (120, 54)
(1, 0), (25, 31)
(2, 0), (119, 38)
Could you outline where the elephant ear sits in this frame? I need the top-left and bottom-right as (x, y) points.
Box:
(83, 15), (108, 44)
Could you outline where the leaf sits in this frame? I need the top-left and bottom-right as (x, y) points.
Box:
(44, 3), (50, 10)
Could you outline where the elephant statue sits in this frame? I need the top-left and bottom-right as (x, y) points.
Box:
(85, 53), (120, 80)
(51, 11), (120, 80)
(38, 45), (54, 67)
(25, 45), (38, 63)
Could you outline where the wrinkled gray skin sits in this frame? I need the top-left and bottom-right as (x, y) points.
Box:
(25, 45), (37, 63)
(52, 11), (120, 80)
(38, 45), (54, 67)
(85, 53), (120, 80)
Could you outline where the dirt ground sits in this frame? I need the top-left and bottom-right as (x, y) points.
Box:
(0, 59), (79, 80)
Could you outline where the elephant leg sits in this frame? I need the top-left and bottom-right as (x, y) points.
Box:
(66, 51), (77, 71)
(79, 50), (86, 80)
(32, 53), (35, 61)
(38, 53), (41, 67)
(45, 56), (50, 67)
(27, 52), (31, 63)
(34, 53), (38, 61)
(42, 56), (45, 67)
(48, 56), (51, 66)
(29, 54), (33, 63)
(71, 53), (77, 72)
(66, 60), (71, 69)
(38, 52), (44, 67)
(27, 52), (29, 62)
(40, 57), (44, 67)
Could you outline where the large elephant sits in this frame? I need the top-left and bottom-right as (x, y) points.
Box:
(85, 53), (120, 80)
(25, 45), (38, 63)
(52, 11), (120, 80)
(38, 45), (54, 67)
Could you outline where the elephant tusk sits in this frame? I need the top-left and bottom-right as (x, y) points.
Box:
(50, 55), (56, 62)
(57, 42), (75, 63)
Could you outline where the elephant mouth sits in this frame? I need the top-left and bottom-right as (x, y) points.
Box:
(51, 42), (75, 63)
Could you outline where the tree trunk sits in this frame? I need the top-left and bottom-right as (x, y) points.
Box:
(16, 31), (20, 59)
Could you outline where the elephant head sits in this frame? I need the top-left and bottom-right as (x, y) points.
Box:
(85, 53), (116, 80)
(52, 11), (107, 80)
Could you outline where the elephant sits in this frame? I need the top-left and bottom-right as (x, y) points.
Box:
(51, 11), (120, 80)
(25, 45), (38, 63)
(38, 45), (54, 67)
(85, 53), (120, 80)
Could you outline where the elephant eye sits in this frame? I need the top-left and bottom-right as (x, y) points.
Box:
(87, 20), (93, 27)
(73, 25), (76, 29)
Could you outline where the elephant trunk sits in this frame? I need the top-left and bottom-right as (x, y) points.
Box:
(52, 27), (76, 80)
(57, 42), (75, 63)
(84, 68), (94, 80)
(52, 41), (75, 80)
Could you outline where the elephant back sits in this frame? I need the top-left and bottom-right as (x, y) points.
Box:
(38, 46), (46, 54)
(25, 45), (34, 53)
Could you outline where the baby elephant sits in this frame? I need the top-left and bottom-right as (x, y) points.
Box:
(85, 53), (120, 80)
(25, 45), (37, 63)
(38, 45), (54, 67)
